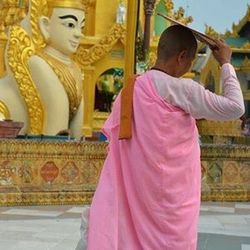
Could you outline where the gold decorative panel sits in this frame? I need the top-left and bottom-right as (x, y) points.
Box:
(201, 144), (250, 201)
(0, 140), (107, 206)
(0, 140), (249, 206)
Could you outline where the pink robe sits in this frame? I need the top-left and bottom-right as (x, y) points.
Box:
(87, 64), (244, 250)
(88, 74), (200, 250)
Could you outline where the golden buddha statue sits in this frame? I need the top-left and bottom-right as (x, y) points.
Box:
(0, 0), (88, 139)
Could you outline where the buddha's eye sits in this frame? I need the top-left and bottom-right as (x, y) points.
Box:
(67, 22), (75, 28)
(63, 21), (76, 29)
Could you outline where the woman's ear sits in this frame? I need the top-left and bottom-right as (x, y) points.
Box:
(39, 16), (50, 42)
(177, 50), (188, 65)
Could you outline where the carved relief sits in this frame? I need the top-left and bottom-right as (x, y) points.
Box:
(61, 161), (80, 183)
(8, 25), (44, 134)
(240, 162), (250, 184)
(201, 161), (210, 193)
(201, 161), (207, 179)
(223, 161), (239, 184)
(30, 0), (48, 50)
(18, 162), (33, 184)
(81, 160), (103, 188)
(207, 162), (222, 184)
(0, 0), (29, 76)
(75, 23), (126, 67)
(0, 160), (16, 186)
(41, 161), (59, 184)
(0, 141), (249, 205)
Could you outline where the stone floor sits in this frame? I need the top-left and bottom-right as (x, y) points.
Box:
(198, 202), (250, 250)
(0, 202), (249, 250)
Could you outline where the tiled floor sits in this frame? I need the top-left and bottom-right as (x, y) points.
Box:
(0, 202), (249, 250)
(198, 202), (250, 250)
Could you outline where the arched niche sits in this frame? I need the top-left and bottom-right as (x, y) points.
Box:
(82, 55), (124, 135)
(94, 68), (124, 113)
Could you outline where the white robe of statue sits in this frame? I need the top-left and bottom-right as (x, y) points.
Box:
(0, 7), (85, 139)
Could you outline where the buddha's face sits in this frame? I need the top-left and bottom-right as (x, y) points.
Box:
(41, 8), (85, 56)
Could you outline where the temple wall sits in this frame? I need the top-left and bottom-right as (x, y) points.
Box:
(0, 140), (249, 206)
(0, 140), (107, 206)
(201, 144), (250, 201)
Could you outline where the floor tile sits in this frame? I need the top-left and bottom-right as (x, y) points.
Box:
(207, 206), (235, 213)
(2, 208), (63, 217)
(66, 207), (86, 213)
(242, 244), (250, 250)
(236, 204), (250, 209)
(0, 202), (249, 250)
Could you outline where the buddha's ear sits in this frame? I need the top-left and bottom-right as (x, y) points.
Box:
(39, 16), (50, 42)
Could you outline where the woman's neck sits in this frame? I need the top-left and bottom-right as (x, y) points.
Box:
(153, 60), (180, 78)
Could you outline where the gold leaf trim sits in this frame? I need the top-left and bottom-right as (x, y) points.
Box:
(205, 25), (220, 39)
(30, 0), (48, 50)
(0, 100), (10, 119)
(242, 41), (250, 49)
(47, 0), (90, 11)
(74, 23), (126, 67)
(37, 50), (82, 120)
(241, 56), (250, 72)
(230, 5), (250, 37)
(7, 25), (44, 134)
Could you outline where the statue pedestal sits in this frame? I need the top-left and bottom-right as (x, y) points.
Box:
(0, 140), (249, 206)
(201, 144), (250, 201)
(0, 139), (107, 206)
(0, 120), (24, 138)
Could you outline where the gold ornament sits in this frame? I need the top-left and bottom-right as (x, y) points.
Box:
(75, 23), (126, 67)
(231, 5), (250, 38)
(173, 7), (193, 25)
(205, 25), (220, 39)
(30, 0), (48, 50)
(0, 101), (10, 119)
(8, 25), (45, 134)
(37, 50), (82, 120)
(241, 56), (250, 72)
(47, 0), (89, 11)
(165, 0), (174, 12)
(0, 0), (29, 76)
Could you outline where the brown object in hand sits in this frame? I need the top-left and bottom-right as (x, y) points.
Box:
(119, 75), (138, 140)
(157, 13), (218, 49)
(0, 120), (24, 138)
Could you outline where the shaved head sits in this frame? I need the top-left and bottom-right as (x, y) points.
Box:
(157, 25), (197, 61)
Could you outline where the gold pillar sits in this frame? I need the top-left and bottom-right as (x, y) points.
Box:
(124, 0), (139, 84)
(0, 32), (7, 77)
(143, 0), (156, 60)
(83, 66), (96, 137)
